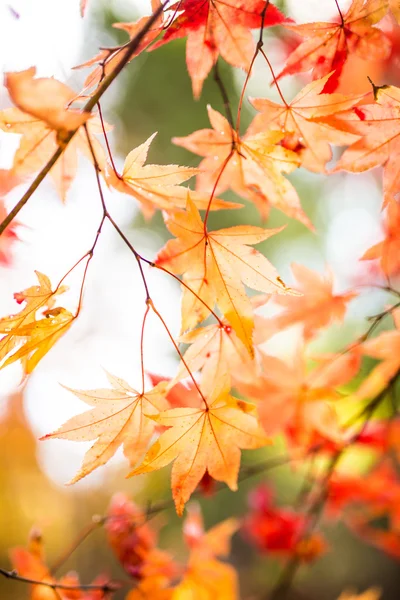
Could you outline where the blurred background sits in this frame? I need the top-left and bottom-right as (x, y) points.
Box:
(0, 0), (399, 598)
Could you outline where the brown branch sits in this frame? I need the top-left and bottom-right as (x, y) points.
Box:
(42, 451), (299, 578)
(0, 0), (169, 237)
(0, 567), (120, 594)
(213, 61), (235, 129)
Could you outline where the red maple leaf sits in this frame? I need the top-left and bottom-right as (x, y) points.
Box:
(153, 0), (287, 97)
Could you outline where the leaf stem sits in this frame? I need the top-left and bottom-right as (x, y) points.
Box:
(334, 0), (345, 25)
(213, 61), (235, 129)
(140, 304), (150, 394)
(235, 0), (271, 134)
(259, 47), (288, 106)
(147, 298), (210, 409)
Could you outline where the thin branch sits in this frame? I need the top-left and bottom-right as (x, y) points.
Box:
(0, 147), (64, 236)
(44, 451), (303, 574)
(213, 61), (235, 129)
(97, 101), (120, 179)
(0, 567), (119, 594)
(0, 0), (169, 237)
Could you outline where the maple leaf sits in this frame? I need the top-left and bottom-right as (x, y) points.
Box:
(244, 484), (327, 562)
(0, 68), (106, 200)
(106, 493), (177, 583)
(156, 197), (292, 354)
(332, 85), (400, 203)
(171, 504), (239, 599)
(0, 271), (72, 373)
(390, 0), (400, 22)
(152, 0), (287, 98)
(147, 373), (203, 409)
(2, 306), (74, 374)
(327, 461), (400, 517)
(41, 375), (169, 483)
(337, 591), (381, 600)
(248, 74), (363, 173)
(277, 0), (391, 92)
(172, 558), (237, 600)
(173, 105), (311, 225)
(5, 67), (90, 132)
(255, 263), (357, 341)
(107, 132), (241, 218)
(328, 462), (400, 561)
(235, 350), (360, 445)
(183, 502), (239, 558)
(361, 197), (400, 275)
(10, 530), (57, 600)
(356, 307), (400, 399)
(175, 323), (256, 399)
(130, 391), (269, 515)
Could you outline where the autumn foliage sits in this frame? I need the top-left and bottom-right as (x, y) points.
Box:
(1, 0), (400, 599)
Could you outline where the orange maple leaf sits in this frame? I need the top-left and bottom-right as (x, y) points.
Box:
(173, 105), (310, 224)
(171, 504), (239, 598)
(183, 502), (239, 558)
(175, 322), (256, 399)
(10, 530), (57, 600)
(0, 67), (106, 200)
(0, 271), (72, 373)
(41, 375), (169, 483)
(333, 84), (400, 203)
(152, 0), (287, 98)
(130, 391), (269, 515)
(156, 197), (292, 354)
(255, 263), (357, 341)
(106, 493), (177, 587)
(107, 132), (241, 218)
(361, 197), (400, 275)
(278, 0), (391, 92)
(235, 350), (360, 445)
(390, 0), (400, 22)
(337, 590), (381, 600)
(248, 74), (363, 173)
(356, 307), (400, 400)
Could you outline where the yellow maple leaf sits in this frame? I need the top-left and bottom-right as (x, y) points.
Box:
(42, 375), (169, 483)
(130, 392), (269, 515)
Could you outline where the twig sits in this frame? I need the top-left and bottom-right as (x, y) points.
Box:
(213, 61), (235, 129)
(0, 0), (169, 237)
(0, 567), (119, 593)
